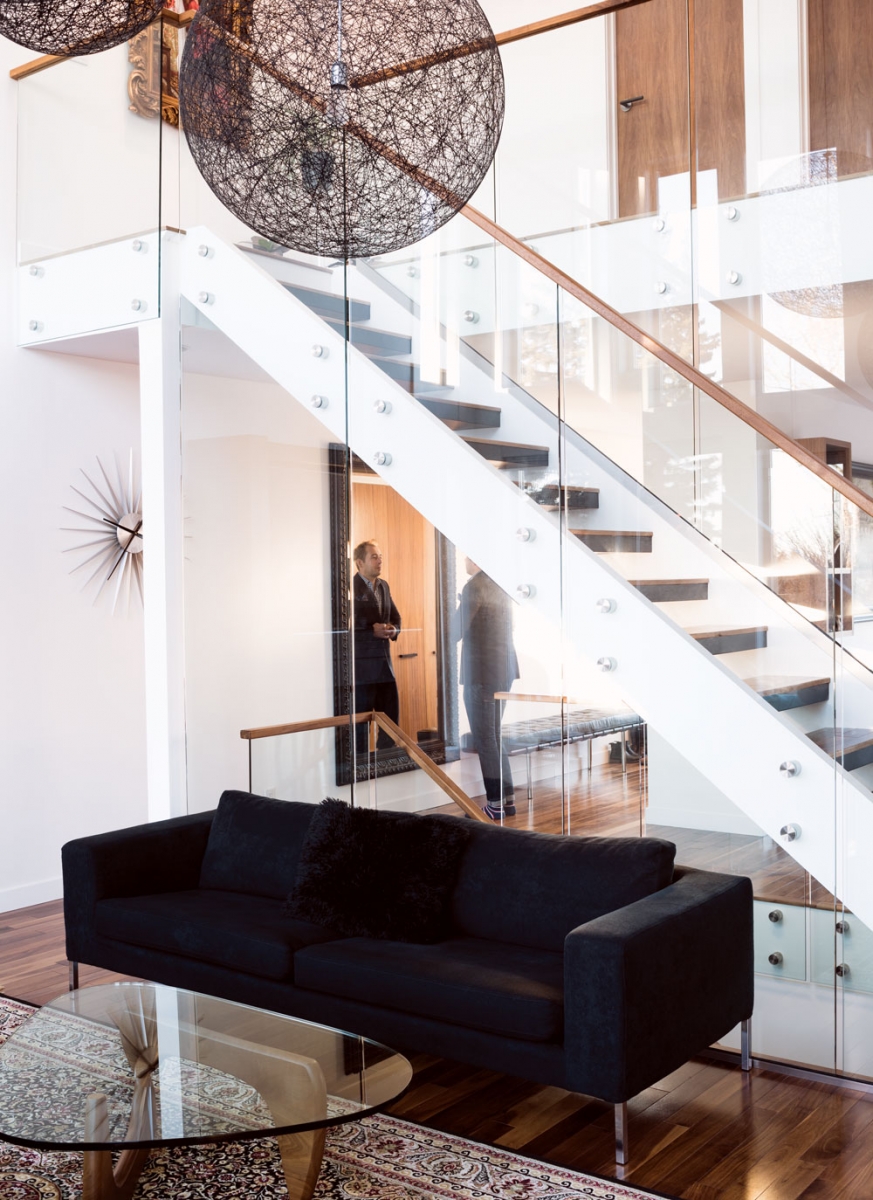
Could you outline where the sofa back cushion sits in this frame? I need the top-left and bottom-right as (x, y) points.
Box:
(199, 791), (318, 900)
(451, 824), (675, 951)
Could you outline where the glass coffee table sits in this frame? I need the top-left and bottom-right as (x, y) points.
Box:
(0, 982), (412, 1200)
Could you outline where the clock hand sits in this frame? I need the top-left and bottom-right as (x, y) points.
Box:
(106, 518), (144, 580)
(102, 516), (144, 540)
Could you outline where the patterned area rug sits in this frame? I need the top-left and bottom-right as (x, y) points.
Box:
(0, 995), (667, 1200)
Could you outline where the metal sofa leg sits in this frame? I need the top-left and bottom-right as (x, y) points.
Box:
(615, 1102), (628, 1165)
(741, 1017), (752, 1071)
(69, 961), (79, 992)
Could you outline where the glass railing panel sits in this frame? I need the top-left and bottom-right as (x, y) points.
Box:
(346, 227), (565, 824)
(248, 726), (354, 805)
(15, 34), (164, 339)
(179, 322), (353, 812)
(691, 0), (873, 529)
(16, 42), (162, 262)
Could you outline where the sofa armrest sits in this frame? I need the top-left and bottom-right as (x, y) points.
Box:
(62, 811), (216, 962)
(563, 866), (753, 1103)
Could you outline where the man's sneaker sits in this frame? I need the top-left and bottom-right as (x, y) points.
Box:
(483, 801), (517, 820)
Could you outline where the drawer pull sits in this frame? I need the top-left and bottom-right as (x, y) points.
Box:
(768, 952), (783, 966)
(768, 909), (783, 924)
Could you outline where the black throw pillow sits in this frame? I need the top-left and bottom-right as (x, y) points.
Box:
(286, 799), (472, 943)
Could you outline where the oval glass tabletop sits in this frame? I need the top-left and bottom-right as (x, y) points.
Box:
(0, 982), (412, 1151)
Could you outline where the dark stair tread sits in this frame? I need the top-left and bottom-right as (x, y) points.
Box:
(375, 359), (446, 393)
(463, 438), (550, 468)
(528, 484), (600, 510)
(745, 675), (831, 712)
(325, 320), (412, 357)
(283, 283), (370, 324)
(807, 727), (873, 771)
(687, 624), (769, 638)
(686, 624), (768, 654)
(631, 578), (709, 601)
(747, 675), (831, 697)
(572, 529), (653, 552)
(420, 398), (502, 431)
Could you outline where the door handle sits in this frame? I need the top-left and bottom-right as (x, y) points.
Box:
(398, 652), (418, 659)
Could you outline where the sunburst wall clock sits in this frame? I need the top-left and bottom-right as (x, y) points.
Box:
(62, 454), (143, 614)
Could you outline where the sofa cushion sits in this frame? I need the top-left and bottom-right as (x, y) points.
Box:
(199, 791), (318, 900)
(287, 799), (472, 943)
(294, 936), (564, 1043)
(451, 825), (676, 952)
(95, 889), (338, 981)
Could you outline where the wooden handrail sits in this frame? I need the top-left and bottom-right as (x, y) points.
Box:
(240, 711), (487, 822)
(240, 712), (370, 740)
(712, 299), (873, 413)
(349, 0), (650, 89)
(460, 204), (873, 523)
(9, 0), (639, 82)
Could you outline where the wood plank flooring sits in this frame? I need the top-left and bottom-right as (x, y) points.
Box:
(1, 760), (867, 1197)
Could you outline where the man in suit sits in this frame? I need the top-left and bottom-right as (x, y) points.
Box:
(458, 559), (519, 820)
(353, 540), (401, 751)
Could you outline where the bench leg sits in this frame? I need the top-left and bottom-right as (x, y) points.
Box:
(620, 736), (627, 774)
(69, 961), (79, 992)
(526, 751), (533, 803)
(615, 1102), (628, 1165)
(741, 1017), (752, 1071)
(587, 740), (593, 773)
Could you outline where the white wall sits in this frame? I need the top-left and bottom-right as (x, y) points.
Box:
(0, 38), (147, 913)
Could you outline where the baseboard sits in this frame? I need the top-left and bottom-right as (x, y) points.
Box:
(0, 876), (63, 914)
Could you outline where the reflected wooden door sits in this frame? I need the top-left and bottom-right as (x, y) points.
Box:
(351, 478), (438, 741)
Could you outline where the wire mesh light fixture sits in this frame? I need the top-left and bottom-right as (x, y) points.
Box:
(0, 0), (165, 56)
(179, 0), (504, 259)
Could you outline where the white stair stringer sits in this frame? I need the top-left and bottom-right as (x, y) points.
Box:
(178, 226), (873, 928)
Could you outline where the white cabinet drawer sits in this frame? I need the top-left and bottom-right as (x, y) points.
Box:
(811, 909), (873, 994)
(754, 900), (806, 981)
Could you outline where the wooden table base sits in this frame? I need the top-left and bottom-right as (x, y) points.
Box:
(81, 1093), (329, 1200)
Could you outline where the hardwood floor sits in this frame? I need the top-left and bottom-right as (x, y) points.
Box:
(1, 760), (865, 1197)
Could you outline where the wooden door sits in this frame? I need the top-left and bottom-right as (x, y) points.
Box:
(808, 0), (873, 174)
(616, 0), (690, 217)
(616, 0), (746, 216)
(351, 478), (439, 741)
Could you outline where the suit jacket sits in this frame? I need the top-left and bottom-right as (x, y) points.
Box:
(458, 570), (519, 691)
(353, 573), (401, 684)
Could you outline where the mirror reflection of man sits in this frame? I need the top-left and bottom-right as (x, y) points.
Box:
(458, 559), (519, 820)
(353, 540), (401, 751)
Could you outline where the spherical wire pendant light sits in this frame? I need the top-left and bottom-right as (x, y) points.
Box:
(179, 0), (505, 259)
(0, 0), (165, 56)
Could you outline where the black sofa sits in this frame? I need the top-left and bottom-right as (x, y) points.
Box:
(62, 790), (754, 1163)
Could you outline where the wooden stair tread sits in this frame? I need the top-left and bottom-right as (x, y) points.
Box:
(572, 529), (653, 538)
(463, 437), (550, 451)
(807, 728), (873, 755)
(745, 675), (831, 697)
(630, 578), (708, 586)
(421, 398), (503, 430)
(686, 624), (768, 638)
